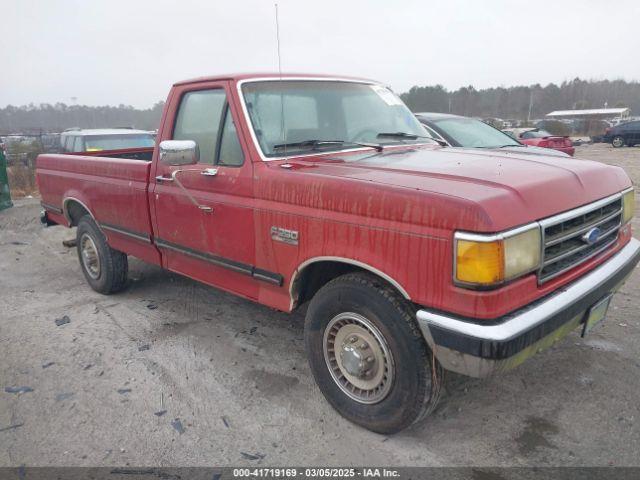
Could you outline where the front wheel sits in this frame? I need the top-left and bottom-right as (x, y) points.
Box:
(612, 136), (625, 148)
(304, 272), (443, 434)
(76, 215), (128, 294)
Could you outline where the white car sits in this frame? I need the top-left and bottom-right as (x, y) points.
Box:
(59, 128), (155, 153)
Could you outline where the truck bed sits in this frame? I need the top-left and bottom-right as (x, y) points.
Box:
(75, 146), (154, 162)
(36, 152), (161, 265)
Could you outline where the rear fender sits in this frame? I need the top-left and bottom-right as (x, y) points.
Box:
(62, 194), (95, 226)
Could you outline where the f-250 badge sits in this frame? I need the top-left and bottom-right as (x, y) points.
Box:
(271, 226), (299, 245)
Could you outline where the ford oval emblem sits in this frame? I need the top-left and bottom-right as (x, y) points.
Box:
(582, 227), (602, 245)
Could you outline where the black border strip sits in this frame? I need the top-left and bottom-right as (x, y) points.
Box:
(100, 223), (151, 243)
(6, 467), (640, 479)
(41, 202), (63, 215)
(429, 245), (640, 360)
(155, 238), (283, 286)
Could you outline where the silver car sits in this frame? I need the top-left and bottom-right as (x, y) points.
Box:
(416, 112), (570, 157)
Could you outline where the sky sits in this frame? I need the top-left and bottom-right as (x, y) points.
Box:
(2, 0), (639, 108)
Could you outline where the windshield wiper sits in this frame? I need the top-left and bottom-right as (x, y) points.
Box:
(272, 139), (383, 152)
(377, 132), (447, 147)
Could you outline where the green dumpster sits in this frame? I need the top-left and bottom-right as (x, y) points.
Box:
(0, 147), (13, 210)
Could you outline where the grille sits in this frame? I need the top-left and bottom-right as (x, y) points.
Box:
(539, 196), (622, 283)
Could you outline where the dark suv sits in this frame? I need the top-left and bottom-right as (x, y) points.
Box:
(603, 121), (640, 148)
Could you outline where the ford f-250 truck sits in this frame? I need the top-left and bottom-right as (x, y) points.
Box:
(37, 74), (639, 434)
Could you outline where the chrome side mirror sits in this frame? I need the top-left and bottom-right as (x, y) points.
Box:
(159, 140), (199, 166)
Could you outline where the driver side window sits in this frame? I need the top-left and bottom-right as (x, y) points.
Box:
(173, 89), (226, 165)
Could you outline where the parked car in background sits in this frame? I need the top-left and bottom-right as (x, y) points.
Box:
(503, 127), (575, 156)
(603, 121), (640, 148)
(416, 113), (570, 157)
(59, 128), (155, 153)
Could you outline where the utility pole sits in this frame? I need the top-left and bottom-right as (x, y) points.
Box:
(527, 90), (533, 125)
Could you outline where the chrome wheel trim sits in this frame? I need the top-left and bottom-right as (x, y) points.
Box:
(613, 137), (624, 148)
(80, 233), (101, 279)
(323, 312), (394, 404)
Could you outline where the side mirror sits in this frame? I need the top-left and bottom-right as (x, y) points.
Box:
(159, 140), (199, 166)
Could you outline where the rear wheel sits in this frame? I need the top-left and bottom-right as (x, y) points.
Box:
(76, 215), (128, 294)
(304, 272), (443, 434)
(612, 136), (625, 148)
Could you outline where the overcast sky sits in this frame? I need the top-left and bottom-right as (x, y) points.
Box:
(2, 0), (639, 108)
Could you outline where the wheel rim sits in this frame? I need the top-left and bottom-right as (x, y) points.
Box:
(80, 233), (101, 279)
(323, 312), (394, 404)
(613, 137), (624, 147)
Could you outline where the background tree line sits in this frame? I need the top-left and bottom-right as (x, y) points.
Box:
(0, 101), (165, 134)
(0, 78), (638, 135)
(400, 78), (639, 119)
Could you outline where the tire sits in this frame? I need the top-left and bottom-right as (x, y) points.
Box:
(304, 272), (443, 434)
(76, 215), (128, 294)
(612, 136), (625, 148)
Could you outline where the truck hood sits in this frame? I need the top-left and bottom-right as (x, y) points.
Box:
(285, 145), (630, 231)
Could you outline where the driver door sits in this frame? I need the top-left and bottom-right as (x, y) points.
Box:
(151, 82), (258, 299)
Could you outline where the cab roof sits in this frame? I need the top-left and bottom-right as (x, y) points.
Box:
(173, 72), (379, 86)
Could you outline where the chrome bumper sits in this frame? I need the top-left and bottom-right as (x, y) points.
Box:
(417, 238), (640, 378)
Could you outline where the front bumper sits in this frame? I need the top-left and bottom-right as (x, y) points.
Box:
(417, 238), (640, 378)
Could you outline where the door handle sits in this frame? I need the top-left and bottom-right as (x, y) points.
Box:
(155, 175), (174, 183)
(201, 168), (218, 177)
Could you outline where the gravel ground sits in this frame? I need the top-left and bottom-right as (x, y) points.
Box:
(1, 143), (639, 467)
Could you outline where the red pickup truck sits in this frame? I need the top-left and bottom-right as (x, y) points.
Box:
(37, 74), (638, 434)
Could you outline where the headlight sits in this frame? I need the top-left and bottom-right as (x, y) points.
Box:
(622, 188), (635, 224)
(455, 224), (541, 287)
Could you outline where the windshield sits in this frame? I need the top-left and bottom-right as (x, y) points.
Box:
(242, 80), (431, 157)
(432, 117), (520, 148)
(83, 134), (155, 151)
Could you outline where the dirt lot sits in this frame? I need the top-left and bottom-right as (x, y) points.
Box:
(1, 143), (639, 467)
